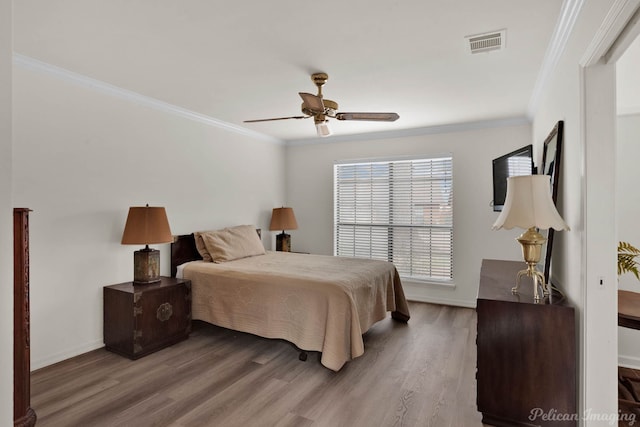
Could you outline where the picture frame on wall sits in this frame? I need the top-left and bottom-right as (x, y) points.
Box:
(540, 120), (564, 286)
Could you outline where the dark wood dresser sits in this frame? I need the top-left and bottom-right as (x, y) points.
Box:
(104, 277), (192, 359)
(476, 259), (576, 427)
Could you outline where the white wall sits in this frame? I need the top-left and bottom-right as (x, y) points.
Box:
(286, 122), (531, 307)
(12, 65), (286, 369)
(0, 0), (13, 423)
(617, 113), (640, 367)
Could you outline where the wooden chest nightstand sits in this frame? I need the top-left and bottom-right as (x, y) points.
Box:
(103, 276), (191, 359)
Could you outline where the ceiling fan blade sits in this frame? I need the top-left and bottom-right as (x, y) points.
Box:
(244, 115), (309, 123)
(335, 112), (400, 122)
(299, 92), (325, 114)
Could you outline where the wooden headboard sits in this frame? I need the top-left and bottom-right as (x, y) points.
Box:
(171, 234), (201, 277)
(170, 229), (262, 277)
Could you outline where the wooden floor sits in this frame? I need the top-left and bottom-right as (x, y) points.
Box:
(31, 302), (486, 427)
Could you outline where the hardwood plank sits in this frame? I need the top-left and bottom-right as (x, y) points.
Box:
(31, 302), (488, 426)
(273, 412), (315, 427)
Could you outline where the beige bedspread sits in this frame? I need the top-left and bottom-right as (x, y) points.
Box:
(181, 251), (410, 371)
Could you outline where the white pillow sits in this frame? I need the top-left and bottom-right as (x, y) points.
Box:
(193, 231), (214, 262)
(201, 225), (265, 263)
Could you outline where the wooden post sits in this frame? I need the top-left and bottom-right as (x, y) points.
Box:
(14, 208), (36, 427)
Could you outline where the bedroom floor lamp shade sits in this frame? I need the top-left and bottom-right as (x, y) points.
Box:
(121, 205), (173, 284)
(492, 175), (569, 302)
(270, 207), (298, 252)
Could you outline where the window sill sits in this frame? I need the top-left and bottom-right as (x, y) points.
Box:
(401, 277), (455, 288)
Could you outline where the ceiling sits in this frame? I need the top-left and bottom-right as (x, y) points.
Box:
(13, 1), (565, 142)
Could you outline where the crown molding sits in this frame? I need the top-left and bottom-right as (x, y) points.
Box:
(285, 116), (530, 146)
(604, 1), (640, 63)
(581, 0), (640, 66)
(12, 53), (284, 145)
(527, 0), (585, 118)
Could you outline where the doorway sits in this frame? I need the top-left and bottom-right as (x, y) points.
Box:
(616, 27), (640, 418)
(580, 1), (640, 420)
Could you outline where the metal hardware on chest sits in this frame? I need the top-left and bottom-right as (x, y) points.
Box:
(156, 302), (173, 322)
(133, 306), (143, 316)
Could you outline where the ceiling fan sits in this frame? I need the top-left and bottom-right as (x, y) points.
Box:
(244, 73), (400, 137)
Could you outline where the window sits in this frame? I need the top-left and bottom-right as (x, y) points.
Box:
(508, 156), (532, 176)
(334, 156), (453, 282)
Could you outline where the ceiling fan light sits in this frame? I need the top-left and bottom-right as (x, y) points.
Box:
(315, 121), (332, 137)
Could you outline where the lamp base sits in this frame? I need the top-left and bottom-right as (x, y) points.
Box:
(275, 232), (291, 252)
(514, 264), (547, 302)
(133, 246), (161, 285)
(511, 227), (549, 302)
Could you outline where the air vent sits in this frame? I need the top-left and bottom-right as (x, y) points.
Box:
(466, 30), (506, 54)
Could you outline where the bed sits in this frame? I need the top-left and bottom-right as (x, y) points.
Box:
(171, 225), (410, 371)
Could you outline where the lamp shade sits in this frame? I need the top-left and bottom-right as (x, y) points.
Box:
(315, 121), (332, 137)
(121, 206), (173, 245)
(269, 207), (298, 231)
(492, 175), (569, 231)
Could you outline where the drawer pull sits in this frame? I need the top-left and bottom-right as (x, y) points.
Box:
(156, 302), (173, 322)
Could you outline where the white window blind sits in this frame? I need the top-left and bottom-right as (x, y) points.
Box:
(508, 156), (532, 176)
(334, 156), (453, 282)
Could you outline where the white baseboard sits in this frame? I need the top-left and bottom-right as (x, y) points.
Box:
(32, 339), (104, 371)
(405, 293), (477, 309)
(619, 354), (640, 370)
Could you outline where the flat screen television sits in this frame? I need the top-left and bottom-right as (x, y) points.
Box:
(492, 144), (534, 212)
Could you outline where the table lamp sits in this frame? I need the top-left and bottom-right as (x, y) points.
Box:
(121, 204), (172, 284)
(492, 175), (569, 302)
(269, 207), (298, 252)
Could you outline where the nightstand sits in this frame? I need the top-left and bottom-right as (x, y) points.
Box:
(103, 276), (192, 359)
